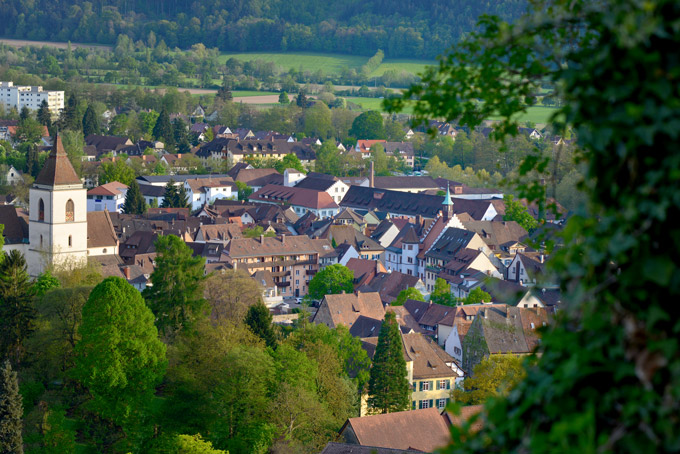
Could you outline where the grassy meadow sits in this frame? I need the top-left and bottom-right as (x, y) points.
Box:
(219, 51), (435, 77)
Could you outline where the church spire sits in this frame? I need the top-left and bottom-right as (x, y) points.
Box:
(442, 182), (453, 216)
(34, 133), (82, 187)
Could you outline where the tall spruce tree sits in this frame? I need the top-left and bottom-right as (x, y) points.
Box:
(142, 235), (207, 334)
(367, 311), (410, 413)
(81, 105), (100, 138)
(122, 180), (147, 215)
(244, 302), (277, 348)
(60, 94), (79, 131)
(160, 179), (179, 208)
(152, 109), (172, 144)
(0, 359), (23, 454)
(0, 251), (35, 363)
(36, 100), (52, 129)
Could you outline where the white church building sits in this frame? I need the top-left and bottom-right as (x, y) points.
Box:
(1, 135), (118, 276)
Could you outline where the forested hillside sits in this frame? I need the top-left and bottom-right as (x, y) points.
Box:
(0, 0), (528, 58)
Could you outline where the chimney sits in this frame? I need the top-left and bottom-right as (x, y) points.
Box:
(370, 161), (374, 188)
(281, 233), (285, 244)
(539, 254), (545, 263)
(260, 234), (265, 243)
(122, 266), (131, 279)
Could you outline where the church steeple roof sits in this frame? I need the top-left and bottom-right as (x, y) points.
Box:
(442, 183), (453, 206)
(34, 134), (82, 186)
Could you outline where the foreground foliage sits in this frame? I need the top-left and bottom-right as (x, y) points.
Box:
(389, 0), (680, 451)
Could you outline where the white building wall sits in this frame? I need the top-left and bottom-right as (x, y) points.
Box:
(87, 193), (126, 213)
(28, 184), (88, 276)
(0, 82), (64, 115)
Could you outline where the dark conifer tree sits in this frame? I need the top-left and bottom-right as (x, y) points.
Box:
(153, 109), (172, 144)
(0, 251), (35, 363)
(19, 106), (30, 122)
(60, 94), (79, 131)
(296, 89), (308, 108)
(123, 180), (147, 215)
(36, 100), (52, 129)
(244, 302), (277, 349)
(177, 185), (190, 209)
(367, 311), (410, 413)
(0, 360), (23, 454)
(81, 105), (100, 138)
(160, 179), (179, 208)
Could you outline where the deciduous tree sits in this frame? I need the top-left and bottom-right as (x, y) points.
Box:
(393, 287), (424, 306)
(306, 264), (354, 302)
(452, 356), (525, 405)
(349, 111), (385, 140)
(73, 277), (166, 441)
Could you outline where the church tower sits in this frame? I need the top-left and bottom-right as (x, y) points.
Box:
(27, 134), (87, 275)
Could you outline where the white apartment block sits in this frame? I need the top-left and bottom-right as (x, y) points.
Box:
(0, 81), (64, 116)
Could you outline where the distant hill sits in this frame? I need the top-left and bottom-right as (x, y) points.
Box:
(0, 0), (528, 59)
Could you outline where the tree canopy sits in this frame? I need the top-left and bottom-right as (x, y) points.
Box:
(73, 277), (166, 443)
(349, 111), (385, 140)
(306, 264), (354, 302)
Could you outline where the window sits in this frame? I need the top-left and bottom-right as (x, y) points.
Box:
(419, 381), (431, 391)
(38, 198), (45, 221)
(437, 379), (450, 390)
(418, 400), (432, 409)
(295, 280), (299, 285)
(437, 398), (448, 409)
(65, 199), (74, 222)
(68, 235), (72, 247)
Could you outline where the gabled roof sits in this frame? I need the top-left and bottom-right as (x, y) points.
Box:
(476, 305), (530, 354)
(321, 442), (421, 454)
(87, 210), (118, 249)
(313, 292), (385, 328)
(195, 223), (243, 242)
(403, 300), (455, 328)
(373, 176), (439, 190)
(35, 134), (82, 186)
(342, 408), (450, 453)
(426, 227), (480, 262)
(402, 332), (457, 379)
(249, 184), (338, 210)
(87, 181), (128, 197)
(358, 271), (421, 304)
(461, 220), (528, 250)
(294, 176), (338, 191)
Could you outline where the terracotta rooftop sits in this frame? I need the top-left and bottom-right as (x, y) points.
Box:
(35, 134), (82, 186)
(312, 292), (385, 328)
(87, 211), (118, 249)
(341, 408), (450, 453)
(87, 181), (128, 197)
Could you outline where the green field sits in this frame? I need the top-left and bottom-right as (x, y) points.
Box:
(367, 60), (434, 77)
(220, 52), (367, 74)
(491, 106), (561, 125)
(219, 51), (434, 77)
(232, 90), (278, 97)
(345, 97), (414, 114)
